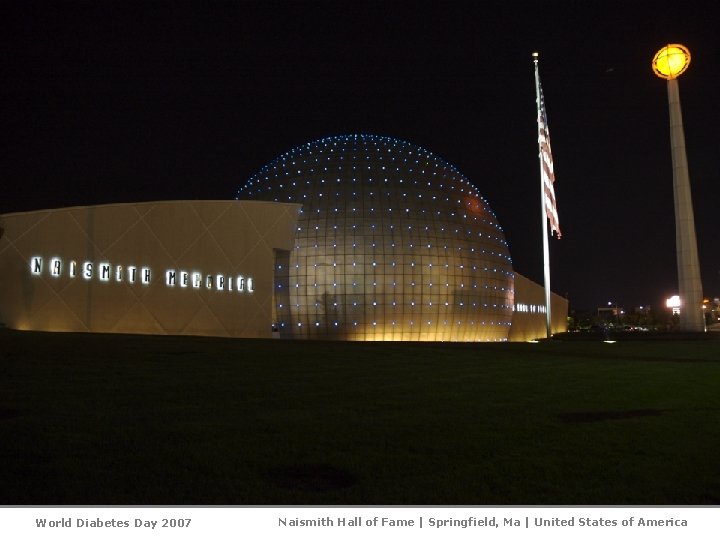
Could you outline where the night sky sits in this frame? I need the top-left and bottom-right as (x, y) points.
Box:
(3, 1), (719, 311)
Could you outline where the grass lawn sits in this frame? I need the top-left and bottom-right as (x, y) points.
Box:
(1, 329), (719, 505)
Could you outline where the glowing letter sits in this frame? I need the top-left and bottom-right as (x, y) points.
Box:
(83, 262), (93, 279)
(100, 263), (111, 281)
(192, 272), (201, 288)
(166, 270), (176, 286)
(31, 257), (43, 275)
(180, 271), (189, 288)
(247, 277), (254, 293)
(142, 267), (151, 285)
(216, 275), (224, 290)
(51, 258), (62, 277)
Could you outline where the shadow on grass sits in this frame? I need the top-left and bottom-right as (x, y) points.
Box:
(558, 409), (664, 423)
(0, 409), (22, 420)
(266, 464), (357, 492)
(558, 406), (720, 423)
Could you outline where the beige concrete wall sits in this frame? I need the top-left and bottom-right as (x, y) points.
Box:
(0, 201), (300, 338)
(508, 272), (568, 341)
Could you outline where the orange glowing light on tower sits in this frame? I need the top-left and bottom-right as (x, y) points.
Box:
(652, 44), (691, 80)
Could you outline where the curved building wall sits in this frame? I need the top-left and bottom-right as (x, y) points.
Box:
(0, 200), (300, 337)
(238, 134), (514, 341)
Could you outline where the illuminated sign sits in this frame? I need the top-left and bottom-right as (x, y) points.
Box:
(29, 257), (252, 293)
(513, 303), (547, 314)
(165, 269), (253, 292)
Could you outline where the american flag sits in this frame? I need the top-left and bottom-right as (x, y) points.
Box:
(537, 83), (561, 238)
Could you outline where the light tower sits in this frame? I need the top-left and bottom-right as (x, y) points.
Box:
(652, 44), (705, 332)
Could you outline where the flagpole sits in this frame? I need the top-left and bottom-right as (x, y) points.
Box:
(533, 52), (552, 339)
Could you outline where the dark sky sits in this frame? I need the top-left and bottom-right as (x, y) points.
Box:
(2, 0), (719, 311)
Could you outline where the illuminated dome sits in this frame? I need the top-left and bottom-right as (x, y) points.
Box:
(236, 134), (514, 341)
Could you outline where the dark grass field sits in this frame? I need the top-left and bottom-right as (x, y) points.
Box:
(1, 329), (719, 505)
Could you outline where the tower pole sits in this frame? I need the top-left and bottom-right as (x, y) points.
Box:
(667, 78), (705, 331)
(652, 44), (705, 332)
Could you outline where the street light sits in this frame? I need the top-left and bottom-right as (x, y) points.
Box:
(608, 301), (620, 325)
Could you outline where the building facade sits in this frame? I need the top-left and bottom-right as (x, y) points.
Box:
(0, 200), (299, 337)
(0, 135), (567, 341)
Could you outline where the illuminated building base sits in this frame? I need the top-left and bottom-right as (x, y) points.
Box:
(1, 200), (567, 341)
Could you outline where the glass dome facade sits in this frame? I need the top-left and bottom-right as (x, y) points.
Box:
(236, 134), (514, 341)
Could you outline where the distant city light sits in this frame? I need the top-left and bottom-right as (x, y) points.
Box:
(666, 295), (681, 315)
